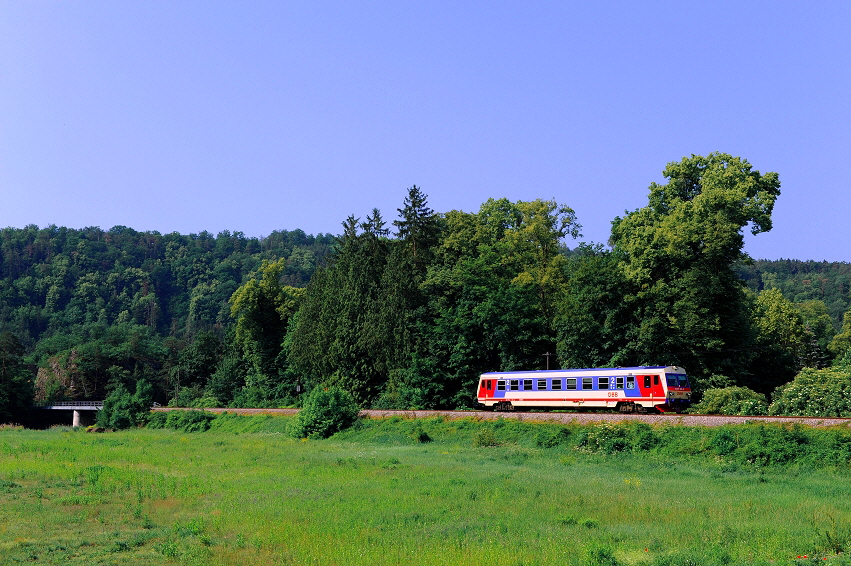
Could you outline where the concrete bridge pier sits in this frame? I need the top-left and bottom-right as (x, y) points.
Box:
(39, 401), (104, 427)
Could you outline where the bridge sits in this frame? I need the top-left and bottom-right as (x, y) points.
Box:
(40, 401), (104, 427)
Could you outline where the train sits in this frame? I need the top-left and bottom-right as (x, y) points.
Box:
(476, 366), (691, 413)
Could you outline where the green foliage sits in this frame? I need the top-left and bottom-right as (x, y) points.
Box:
(471, 427), (500, 447)
(576, 422), (659, 454)
(419, 198), (579, 407)
(230, 259), (305, 389)
(737, 258), (851, 329)
(769, 364), (851, 417)
(0, 225), (332, 407)
(146, 409), (216, 432)
(96, 379), (153, 429)
(289, 386), (360, 439)
(0, 332), (34, 424)
(554, 244), (629, 368)
(609, 153), (780, 383)
(829, 310), (851, 360)
(689, 387), (768, 415)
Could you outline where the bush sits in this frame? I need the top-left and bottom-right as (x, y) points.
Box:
(689, 387), (768, 415)
(289, 386), (360, 439)
(146, 411), (168, 429)
(769, 365), (851, 417)
(577, 422), (659, 454)
(190, 396), (221, 409)
(229, 386), (293, 409)
(472, 427), (500, 447)
(146, 409), (214, 432)
(97, 380), (153, 429)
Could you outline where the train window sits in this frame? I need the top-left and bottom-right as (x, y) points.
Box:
(487, 380), (493, 390)
(537, 379), (547, 390)
(479, 380), (485, 390)
(523, 379), (533, 391)
(643, 376), (651, 388)
(566, 378), (577, 390)
(626, 376), (635, 389)
(616, 377), (624, 389)
(666, 375), (678, 387)
(598, 377), (609, 389)
(582, 377), (593, 390)
(497, 380), (506, 391)
(510, 380), (519, 391)
(552, 379), (562, 390)
(679, 375), (690, 387)
(653, 375), (659, 386)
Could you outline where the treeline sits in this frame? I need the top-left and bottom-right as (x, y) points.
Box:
(0, 226), (334, 420)
(737, 260), (851, 325)
(3, 152), (851, 424)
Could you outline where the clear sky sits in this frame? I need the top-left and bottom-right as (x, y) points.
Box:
(1, 2), (848, 261)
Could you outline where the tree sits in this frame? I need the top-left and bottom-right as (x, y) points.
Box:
(96, 379), (153, 429)
(609, 153), (780, 383)
(829, 310), (851, 360)
(796, 299), (835, 368)
(289, 209), (396, 404)
(0, 332), (34, 424)
(554, 245), (630, 368)
(229, 259), (305, 392)
(748, 288), (806, 391)
(393, 185), (442, 270)
(419, 198), (580, 406)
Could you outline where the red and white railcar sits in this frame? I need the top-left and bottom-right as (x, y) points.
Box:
(476, 366), (691, 413)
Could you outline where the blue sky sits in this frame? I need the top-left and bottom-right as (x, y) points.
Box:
(1, 2), (848, 260)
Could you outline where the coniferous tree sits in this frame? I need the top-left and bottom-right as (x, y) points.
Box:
(0, 332), (34, 424)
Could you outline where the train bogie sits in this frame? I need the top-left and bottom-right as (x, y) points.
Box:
(476, 366), (691, 413)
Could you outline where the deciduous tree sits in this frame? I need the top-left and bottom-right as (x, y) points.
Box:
(609, 153), (780, 382)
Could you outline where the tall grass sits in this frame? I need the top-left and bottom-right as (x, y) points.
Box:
(2, 417), (851, 564)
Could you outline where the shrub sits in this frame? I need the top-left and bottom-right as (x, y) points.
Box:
(472, 427), (500, 447)
(146, 409), (215, 432)
(409, 423), (432, 443)
(289, 386), (360, 439)
(190, 396), (221, 409)
(769, 365), (851, 417)
(536, 427), (571, 448)
(574, 422), (660, 454)
(97, 380), (153, 429)
(146, 411), (168, 429)
(689, 386), (768, 415)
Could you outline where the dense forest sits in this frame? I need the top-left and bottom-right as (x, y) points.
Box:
(2, 152), (851, 423)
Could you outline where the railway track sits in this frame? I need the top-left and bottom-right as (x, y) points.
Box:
(151, 406), (851, 427)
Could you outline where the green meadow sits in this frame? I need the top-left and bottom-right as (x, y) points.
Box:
(2, 415), (851, 565)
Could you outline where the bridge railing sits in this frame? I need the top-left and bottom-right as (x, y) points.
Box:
(39, 401), (105, 410)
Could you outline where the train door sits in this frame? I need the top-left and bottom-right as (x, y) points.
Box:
(479, 378), (493, 400)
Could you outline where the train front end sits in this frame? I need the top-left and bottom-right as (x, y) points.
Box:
(659, 368), (691, 413)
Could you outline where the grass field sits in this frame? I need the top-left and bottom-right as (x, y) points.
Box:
(2, 415), (851, 565)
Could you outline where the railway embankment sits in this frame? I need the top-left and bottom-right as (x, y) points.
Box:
(151, 406), (851, 428)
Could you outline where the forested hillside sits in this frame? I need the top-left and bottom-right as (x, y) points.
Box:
(3, 153), (851, 424)
(0, 226), (333, 417)
(737, 260), (851, 325)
